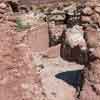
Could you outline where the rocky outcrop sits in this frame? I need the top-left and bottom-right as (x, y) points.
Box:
(22, 22), (49, 52)
(80, 8), (100, 100)
(84, 26), (100, 48)
(0, 2), (49, 100)
(81, 0), (100, 28)
(0, 23), (47, 100)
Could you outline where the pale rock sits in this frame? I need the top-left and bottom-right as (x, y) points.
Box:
(0, 3), (6, 9)
(65, 25), (87, 50)
(24, 22), (49, 52)
(95, 7), (100, 13)
(82, 7), (93, 15)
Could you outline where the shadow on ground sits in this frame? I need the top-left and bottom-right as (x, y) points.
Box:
(55, 70), (83, 88)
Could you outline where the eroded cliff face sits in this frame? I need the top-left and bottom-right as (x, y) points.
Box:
(0, 1), (48, 100)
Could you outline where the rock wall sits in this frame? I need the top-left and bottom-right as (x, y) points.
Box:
(0, 1), (48, 100)
(81, 0), (100, 29)
(80, 0), (100, 100)
(19, 22), (49, 52)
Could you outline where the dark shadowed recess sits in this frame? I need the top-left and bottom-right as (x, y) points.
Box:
(60, 44), (88, 65)
(7, 1), (19, 12)
(55, 70), (84, 89)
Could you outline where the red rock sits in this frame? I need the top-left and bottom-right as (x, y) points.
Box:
(7, 16), (16, 22)
(95, 7), (100, 13)
(88, 59), (100, 83)
(84, 26), (97, 32)
(81, 16), (92, 23)
(0, 23), (45, 100)
(84, 26), (99, 48)
(91, 47), (100, 58)
(6, 21), (16, 27)
(0, 8), (5, 14)
(80, 80), (100, 100)
(24, 22), (49, 52)
(42, 44), (61, 58)
(0, 3), (6, 9)
(82, 59), (100, 98)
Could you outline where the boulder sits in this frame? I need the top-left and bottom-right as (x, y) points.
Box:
(42, 44), (61, 58)
(82, 7), (93, 15)
(24, 22), (49, 52)
(65, 25), (86, 49)
(62, 25), (88, 64)
(84, 27), (99, 48)
(0, 3), (6, 9)
(95, 7), (100, 13)
(81, 16), (92, 23)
